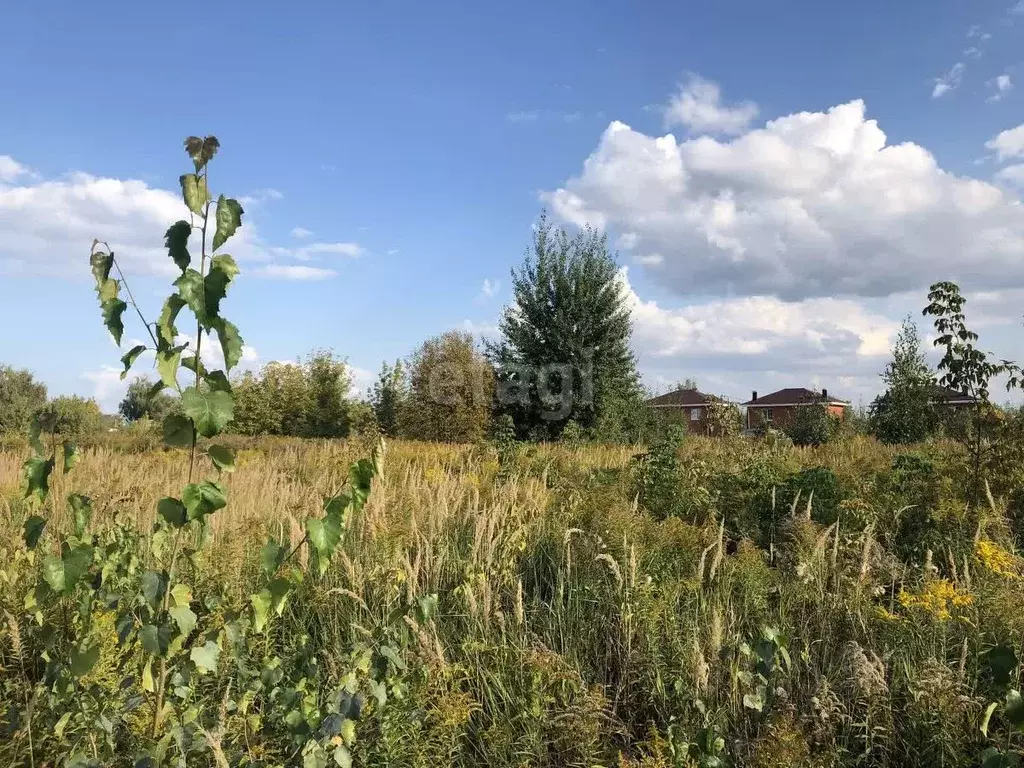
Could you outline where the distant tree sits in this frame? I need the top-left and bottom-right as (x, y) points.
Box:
(232, 362), (311, 436)
(784, 404), (837, 447)
(369, 359), (408, 437)
(35, 395), (103, 438)
(705, 399), (742, 437)
(674, 378), (699, 392)
(922, 281), (1021, 507)
(119, 376), (180, 423)
(488, 213), (642, 439)
(231, 352), (352, 438)
(347, 400), (380, 438)
(303, 349), (352, 438)
(870, 317), (937, 444)
(0, 365), (48, 435)
(404, 330), (494, 443)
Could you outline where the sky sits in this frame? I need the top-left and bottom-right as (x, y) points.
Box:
(2, 0), (1023, 412)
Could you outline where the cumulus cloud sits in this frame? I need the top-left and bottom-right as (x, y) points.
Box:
(0, 159), (362, 280)
(995, 163), (1024, 187)
(291, 226), (313, 238)
(987, 74), (1013, 101)
(932, 62), (965, 98)
(623, 270), (895, 364)
(254, 264), (338, 280)
(664, 74), (758, 135)
(547, 100), (1024, 301)
(987, 123), (1024, 160)
(0, 155), (32, 182)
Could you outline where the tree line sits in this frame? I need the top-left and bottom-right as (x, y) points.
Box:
(2, 217), (1019, 447)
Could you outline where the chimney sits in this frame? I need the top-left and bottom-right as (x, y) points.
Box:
(751, 390), (757, 402)
(822, 388), (828, 401)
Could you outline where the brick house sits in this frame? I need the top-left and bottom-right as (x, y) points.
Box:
(742, 388), (849, 431)
(927, 385), (979, 409)
(645, 388), (728, 435)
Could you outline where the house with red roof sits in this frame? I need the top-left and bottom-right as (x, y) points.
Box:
(742, 388), (849, 431)
(645, 388), (732, 436)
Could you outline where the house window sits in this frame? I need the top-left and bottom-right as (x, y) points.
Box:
(763, 409), (773, 424)
(690, 408), (701, 421)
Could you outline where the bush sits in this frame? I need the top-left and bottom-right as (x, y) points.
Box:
(0, 365), (47, 435)
(34, 395), (104, 438)
(784, 404), (838, 446)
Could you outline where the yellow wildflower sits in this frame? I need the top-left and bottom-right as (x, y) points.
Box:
(976, 539), (1021, 580)
(897, 579), (973, 621)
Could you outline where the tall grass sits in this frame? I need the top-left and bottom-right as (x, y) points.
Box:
(1, 434), (1022, 766)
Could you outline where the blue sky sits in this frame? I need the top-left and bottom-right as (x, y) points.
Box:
(2, 0), (1023, 410)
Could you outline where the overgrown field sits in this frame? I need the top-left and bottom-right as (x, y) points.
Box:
(2, 433), (1024, 767)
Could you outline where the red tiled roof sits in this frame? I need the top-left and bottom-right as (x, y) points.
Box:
(742, 387), (849, 407)
(646, 388), (719, 407)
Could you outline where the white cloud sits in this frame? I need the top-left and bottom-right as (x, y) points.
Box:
(664, 74), (758, 135)
(347, 365), (375, 399)
(239, 188), (283, 205)
(291, 226), (313, 239)
(1012, 1), (1024, 15)
(0, 155), (32, 182)
(255, 264), (338, 280)
(386, 248), (399, 256)
(624, 271), (895, 361)
(460, 319), (500, 339)
(995, 163), (1024, 186)
(987, 74), (1013, 101)
(476, 278), (500, 301)
(0, 158), (364, 281)
(986, 123), (1024, 160)
(81, 366), (130, 413)
(963, 46), (982, 59)
(547, 99), (1024, 301)
(932, 62), (965, 98)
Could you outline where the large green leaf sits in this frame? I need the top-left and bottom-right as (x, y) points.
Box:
(90, 250), (113, 284)
(175, 269), (207, 326)
(162, 414), (194, 447)
(1007, 689), (1024, 731)
(120, 345), (147, 380)
(70, 639), (100, 677)
(212, 317), (244, 371)
(164, 220), (192, 272)
(260, 540), (286, 576)
(63, 443), (80, 473)
(140, 624), (171, 657)
(205, 254), (240, 320)
(251, 590), (272, 633)
(212, 196), (244, 251)
(69, 494), (92, 536)
(156, 344), (184, 391)
(182, 481), (227, 520)
(190, 640), (220, 674)
(157, 497), (188, 527)
(169, 604), (197, 638)
(205, 370), (233, 394)
(207, 444), (235, 472)
(141, 570), (167, 608)
(23, 515), (46, 549)
(158, 294), (186, 346)
(184, 136), (219, 171)
(349, 458), (375, 509)
(23, 456), (54, 504)
(268, 577), (292, 616)
(986, 644), (1019, 688)
(333, 744), (352, 768)
(101, 297), (128, 346)
(181, 388), (234, 438)
(179, 173), (208, 216)
(41, 544), (93, 594)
